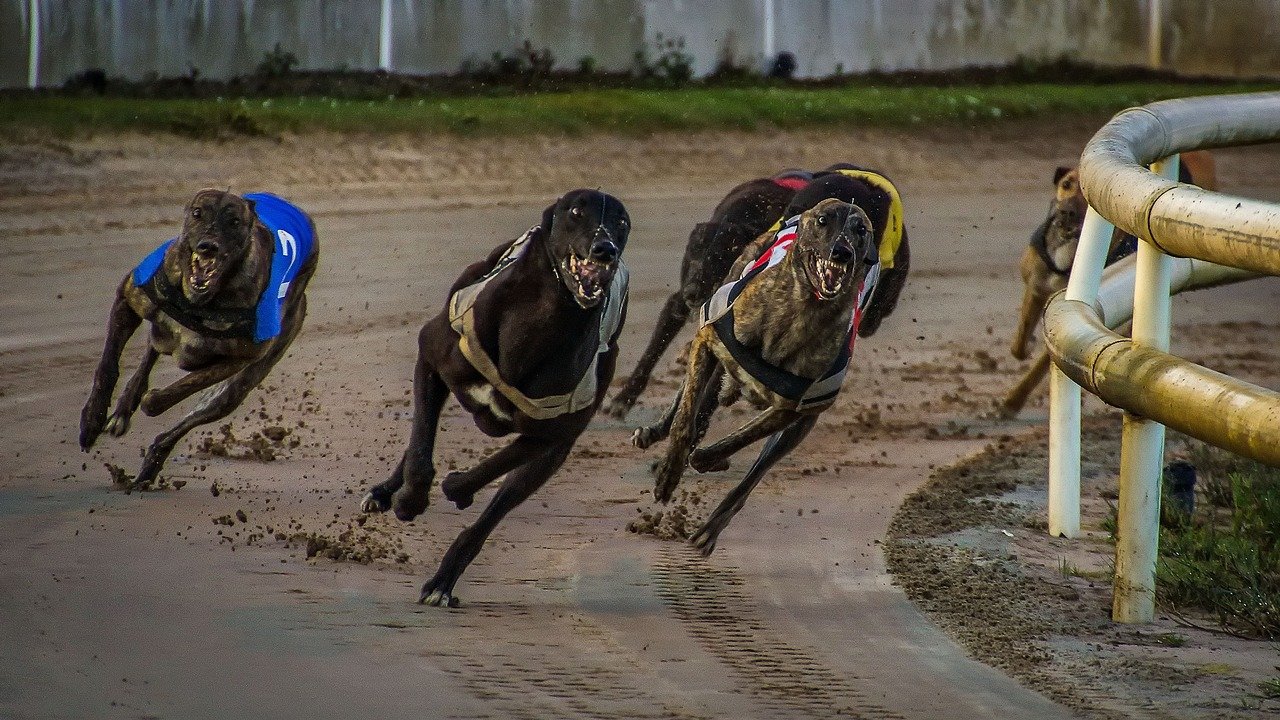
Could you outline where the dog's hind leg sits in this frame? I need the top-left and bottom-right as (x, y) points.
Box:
(690, 415), (818, 557)
(133, 303), (304, 489)
(440, 435), (549, 510)
(386, 359), (449, 521)
(607, 292), (691, 419)
(81, 295), (143, 450)
(140, 358), (252, 417)
(105, 344), (159, 438)
(688, 405), (797, 473)
(420, 440), (574, 608)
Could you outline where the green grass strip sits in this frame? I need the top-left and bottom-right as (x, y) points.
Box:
(3, 83), (1277, 138)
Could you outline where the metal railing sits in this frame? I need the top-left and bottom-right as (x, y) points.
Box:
(1043, 91), (1280, 623)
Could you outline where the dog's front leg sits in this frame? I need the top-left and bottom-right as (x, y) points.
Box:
(652, 331), (717, 503)
(607, 292), (691, 419)
(690, 415), (818, 557)
(104, 344), (159, 438)
(384, 358), (449, 521)
(81, 294), (143, 450)
(1011, 247), (1048, 361)
(688, 405), (797, 473)
(999, 349), (1052, 418)
(140, 358), (252, 417)
(420, 440), (574, 608)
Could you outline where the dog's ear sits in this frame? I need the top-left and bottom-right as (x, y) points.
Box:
(1053, 166), (1072, 185)
(540, 199), (559, 234)
(243, 195), (257, 217)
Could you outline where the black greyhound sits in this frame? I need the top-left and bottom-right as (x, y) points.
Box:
(361, 189), (630, 607)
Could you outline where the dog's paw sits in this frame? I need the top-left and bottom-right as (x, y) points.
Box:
(418, 574), (461, 608)
(632, 425), (665, 450)
(690, 519), (723, 557)
(419, 587), (461, 609)
(78, 423), (102, 451)
(690, 531), (717, 558)
(79, 404), (108, 450)
(391, 485), (430, 522)
(139, 390), (164, 417)
(440, 472), (474, 510)
(359, 490), (390, 514)
(688, 448), (730, 473)
(104, 413), (131, 438)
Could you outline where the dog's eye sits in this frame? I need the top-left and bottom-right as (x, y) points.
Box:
(228, 217), (240, 228)
(191, 208), (202, 219)
(570, 207), (582, 218)
(816, 216), (827, 227)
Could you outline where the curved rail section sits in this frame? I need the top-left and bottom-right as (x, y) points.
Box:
(1043, 91), (1280, 622)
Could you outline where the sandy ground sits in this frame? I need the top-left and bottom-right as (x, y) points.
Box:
(2, 122), (1278, 720)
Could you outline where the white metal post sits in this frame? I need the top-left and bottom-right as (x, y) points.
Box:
(379, 0), (393, 72)
(1112, 155), (1179, 623)
(1047, 207), (1115, 538)
(762, 0), (776, 69)
(1147, 0), (1163, 70)
(27, 0), (41, 89)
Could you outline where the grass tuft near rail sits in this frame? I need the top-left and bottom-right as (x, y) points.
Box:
(1157, 443), (1280, 639)
(3, 82), (1277, 138)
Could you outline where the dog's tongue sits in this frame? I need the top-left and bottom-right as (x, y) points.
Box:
(572, 257), (605, 299)
(823, 265), (841, 290)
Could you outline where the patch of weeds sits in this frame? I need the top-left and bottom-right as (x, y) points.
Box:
(1156, 444), (1280, 639)
(1058, 558), (1110, 581)
(1155, 632), (1187, 647)
(1259, 677), (1280, 699)
(461, 40), (556, 87)
(633, 34), (694, 87)
(255, 43), (298, 78)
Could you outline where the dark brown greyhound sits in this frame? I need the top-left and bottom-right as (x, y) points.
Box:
(634, 199), (880, 556)
(360, 189), (630, 607)
(79, 189), (319, 489)
(605, 171), (809, 419)
(1000, 151), (1216, 417)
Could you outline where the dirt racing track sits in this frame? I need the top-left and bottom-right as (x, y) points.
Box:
(2, 126), (1279, 719)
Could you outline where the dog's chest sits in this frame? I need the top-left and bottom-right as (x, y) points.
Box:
(149, 313), (246, 369)
(459, 382), (514, 424)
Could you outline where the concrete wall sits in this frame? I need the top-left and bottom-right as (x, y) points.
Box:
(4, 0), (1280, 88)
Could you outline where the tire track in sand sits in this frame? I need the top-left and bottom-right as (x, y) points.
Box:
(653, 544), (905, 720)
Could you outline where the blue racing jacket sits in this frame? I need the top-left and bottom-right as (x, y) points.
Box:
(133, 193), (315, 342)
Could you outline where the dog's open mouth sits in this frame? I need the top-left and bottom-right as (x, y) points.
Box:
(809, 255), (851, 300)
(563, 252), (611, 307)
(187, 254), (221, 301)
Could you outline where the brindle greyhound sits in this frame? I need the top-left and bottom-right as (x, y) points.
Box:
(634, 199), (879, 556)
(79, 189), (319, 489)
(360, 189), (630, 607)
(605, 171), (809, 419)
